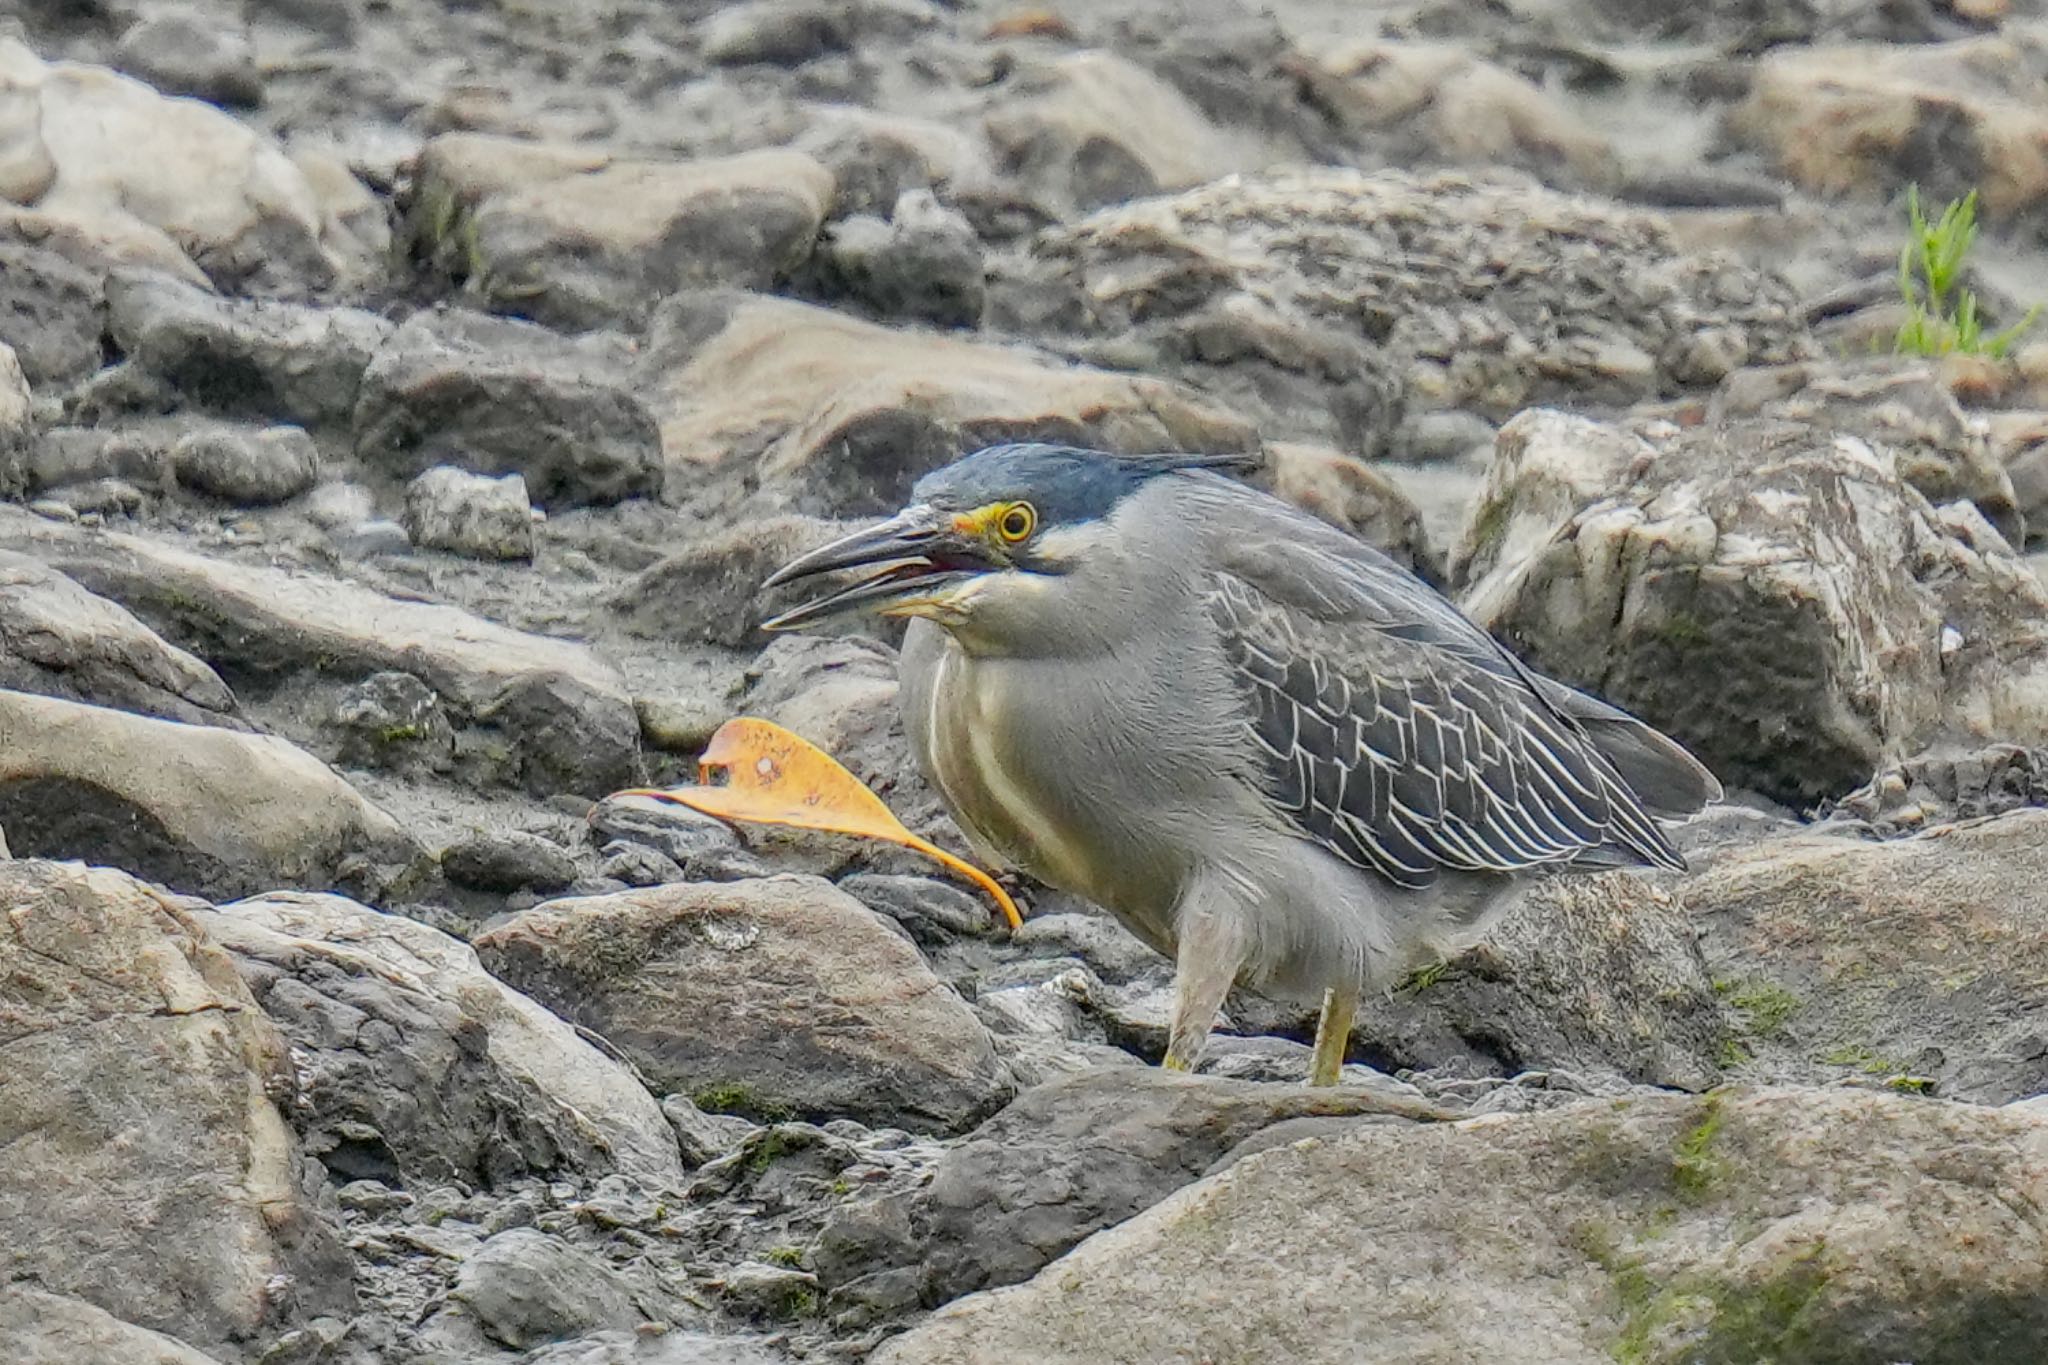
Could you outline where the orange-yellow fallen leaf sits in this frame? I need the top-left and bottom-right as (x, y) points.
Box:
(606, 716), (1023, 932)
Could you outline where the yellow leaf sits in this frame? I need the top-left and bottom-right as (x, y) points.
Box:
(606, 716), (1023, 932)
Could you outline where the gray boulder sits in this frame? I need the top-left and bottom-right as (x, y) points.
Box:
(999, 167), (1811, 454)
(0, 506), (640, 796)
(0, 549), (238, 725)
(0, 1286), (229, 1365)
(196, 890), (685, 1190)
(1689, 807), (2048, 1104)
(0, 859), (355, 1359)
(0, 243), (104, 389)
(0, 689), (421, 900)
(877, 1087), (2048, 1364)
(105, 269), (393, 429)
(404, 466), (537, 561)
(1454, 409), (2048, 803)
(815, 1067), (1444, 1317)
(354, 309), (663, 508)
(169, 422), (320, 505)
(446, 1230), (649, 1351)
(474, 877), (1013, 1134)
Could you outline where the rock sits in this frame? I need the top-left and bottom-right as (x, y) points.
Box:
(442, 828), (579, 893)
(0, 689), (421, 899)
(0, 1285), (231, 1365)
(721, 1261), (820, 1320)
(1454, 409), (2048, 803)
(876, 1087), (2048, 1364)
(1332, 872), (1730, 1091)
(1259, 441), (1432, 575)
(169, 422), (320, 505)
(1316, 40), (1614, 188)
(449, 1229), (647, 1351)
(645, 290), (1256, 520)
(3, 425), (168, 499)
(408, 133), (833, 330)
(1707, 356), (2024, 545)
(354, 309), (664, 508)
(839, 872), (996, 947)
(1002, 168), (1810, 452)
(112, 8), (262, 108)
(0, 39), (364, 293)
(818, 1067), (1442, 1313)
(702, 1), (851, 66)
(105, 269), (393, 429)
(1833, 741), (2048, 835)
(1734, 35), (2048, 229)
(0, 243), (104, 389)
(1, 341), (34, 478)
(194, 890), (685, 1189)
(0, 859), (354, 1357)
(809, 189), (985, 328)
(660, 1093), (760, 1167)
(405, 466), (536, 561)
(0, 506), (640, 796)
(980, 50), (1258, 216)
(611, 513), (844, 649)
(330, 669), (456, 774)
(473, 877), (1013, 1133)
(522, 1330), (785, 1365)
(0, 549), (237, 724)
(1687, 808), (2048, 1104)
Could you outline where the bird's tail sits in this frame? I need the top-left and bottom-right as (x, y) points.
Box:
(1535, 676), (1722, 816)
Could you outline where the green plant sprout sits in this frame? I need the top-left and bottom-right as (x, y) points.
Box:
(1894, 186), (2041, 358)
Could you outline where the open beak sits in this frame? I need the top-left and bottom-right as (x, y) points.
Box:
(761, 505), (991, 631)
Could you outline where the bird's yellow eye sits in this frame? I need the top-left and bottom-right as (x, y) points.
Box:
(996, 502), (1037, 543)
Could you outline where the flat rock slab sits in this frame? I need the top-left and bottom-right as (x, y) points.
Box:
(818, 1067), (1447, 1312)
(0, 689), (420, 900)
(1688, 808), (2048, 1104)
(410, 134), (835, 330)
(0, 506), (639, 796)
(0, 548), (239, 725)
(198, 890), (685, 1191)
(0, 1287), (228, 1365)
(644, 289), (1257, 520)
(0, 859), (354, 1358)
(876, 1087), (2048, 1364)
(475, 877), (1013, 1134)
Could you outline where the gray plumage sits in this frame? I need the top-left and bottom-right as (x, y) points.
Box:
(765, 443), (1719, 1078)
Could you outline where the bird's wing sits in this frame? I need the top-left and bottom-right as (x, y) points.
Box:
(1206, 522), (1685, 888)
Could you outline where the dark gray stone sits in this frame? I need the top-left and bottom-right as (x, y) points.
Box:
(353, 310), (663, 508)
(442, 829), (580, 894)
(404, 466), (536, 561)
(105, 270), (392, 429)
(170, 423), (319, 505)
(0, 244), (105, 389)
(113, 9), (263, 107)
(450, 1230), (645, 1351)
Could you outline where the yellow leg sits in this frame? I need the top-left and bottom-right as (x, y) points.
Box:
(1308, 986), (1357, 1087)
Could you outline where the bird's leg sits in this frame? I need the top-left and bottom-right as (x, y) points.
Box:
(1307, 986), (1357, 1087)
(1162, 900), (1247, 1074)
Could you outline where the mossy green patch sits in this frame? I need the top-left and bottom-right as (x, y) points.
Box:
(694, 1081), (796, 1125)
(763, 1245), (805, 1268)
(1671, 1093), (1727, 1202)
(1714, 978), (1800, 1037)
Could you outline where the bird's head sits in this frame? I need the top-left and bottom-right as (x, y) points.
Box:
(761, 443), (1259, 642)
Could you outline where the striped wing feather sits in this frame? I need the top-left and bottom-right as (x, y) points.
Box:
(1207, 571), (1682, 889)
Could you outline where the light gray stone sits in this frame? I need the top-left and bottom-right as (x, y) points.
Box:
(404, 466), (536, 561)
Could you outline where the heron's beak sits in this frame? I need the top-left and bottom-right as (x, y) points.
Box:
(761, 505), (994, 631)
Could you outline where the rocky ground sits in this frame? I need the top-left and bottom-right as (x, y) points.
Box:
(5, 0), (2048, 1361)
